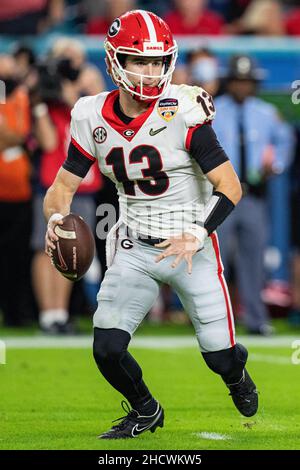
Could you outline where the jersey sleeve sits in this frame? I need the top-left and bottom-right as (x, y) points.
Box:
(69, 97), (97, 159)
(62, 97), (97, 177)
(178, 84), (216, 129)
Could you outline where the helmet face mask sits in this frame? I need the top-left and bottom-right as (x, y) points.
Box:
(104, 10), (178, 102)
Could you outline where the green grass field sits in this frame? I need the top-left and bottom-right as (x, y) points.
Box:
(1, 337), (300, 450)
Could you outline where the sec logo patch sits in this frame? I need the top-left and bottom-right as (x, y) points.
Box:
(93, 127), (107, 143)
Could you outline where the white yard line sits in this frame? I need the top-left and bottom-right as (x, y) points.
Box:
(249, 353), (292, 365)
(1, 335), (299, 350)
(194, 432), (232, 441)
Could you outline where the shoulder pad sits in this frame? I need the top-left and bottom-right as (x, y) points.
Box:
(71, 93), (108, 121)
(177, 84), (216, 128)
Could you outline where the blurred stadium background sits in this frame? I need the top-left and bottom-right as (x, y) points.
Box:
(1, 0), (300, 450)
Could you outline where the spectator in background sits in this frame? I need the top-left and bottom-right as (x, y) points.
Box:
(31, 52), (103, 334)
(186, 48), (221, 96)
(12, 45), (39, 95)
(223, 0), (253, 24)
(285, 6), (300, 35)
(0, 54), (32, 326)
(289, 128), (300, 325)
(86, 0), (136, 35)
(0, 0), (65, 35)
(213, 55), (293, 335)
(50, 37), (105, 96)
(225, 0), (285, 35)
(13, 46), (36, 82)
(137, 0), (171, 17)
(163, 0), (224, 35)
(171, 62), (189, 86)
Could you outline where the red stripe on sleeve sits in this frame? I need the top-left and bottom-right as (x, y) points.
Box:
(71, 137), (96, 162)
(185, 124), (203, 152)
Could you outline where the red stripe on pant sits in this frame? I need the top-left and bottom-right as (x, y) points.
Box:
(210, 232), (235, 347)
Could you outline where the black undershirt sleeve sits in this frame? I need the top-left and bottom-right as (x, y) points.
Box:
(63, 141), (95, 178)
(189, 124), (229, 174)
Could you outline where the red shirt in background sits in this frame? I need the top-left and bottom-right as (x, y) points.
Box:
(285, 8), (300, 36)
(163, 9), (224, 35)
(86, 17), (109, 35)
(0, 0), (46, 21)
(40, 102), (102, 194)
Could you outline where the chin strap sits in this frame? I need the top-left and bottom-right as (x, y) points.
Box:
(132, 85), (161, 102)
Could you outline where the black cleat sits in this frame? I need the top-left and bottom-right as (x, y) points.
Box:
(227, 369), (258, 417)
(98, 400), (164, 439)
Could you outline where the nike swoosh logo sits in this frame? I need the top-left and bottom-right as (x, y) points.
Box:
(149, 126), (167, 136)
(131, 409), (162, 437)
(56, 241), (68, 271)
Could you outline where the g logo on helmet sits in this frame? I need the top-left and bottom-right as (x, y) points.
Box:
(108, 18), (121, 37)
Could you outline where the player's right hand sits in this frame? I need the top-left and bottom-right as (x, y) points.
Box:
(154, 225), (207, 274)
(45, 213), (64, 256)
(155, 232), (201, 274)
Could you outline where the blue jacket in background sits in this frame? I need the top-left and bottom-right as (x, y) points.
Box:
(213, 94), (295, 281)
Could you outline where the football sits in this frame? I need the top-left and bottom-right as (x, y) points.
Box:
(50, 213), (95, 281)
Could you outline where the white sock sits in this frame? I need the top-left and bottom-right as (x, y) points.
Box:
(39, 309), (69, 329)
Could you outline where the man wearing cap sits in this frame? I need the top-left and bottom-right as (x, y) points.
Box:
(213, 54), (293, 335)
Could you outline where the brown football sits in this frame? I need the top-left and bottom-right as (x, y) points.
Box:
(50, 213), (95, 281)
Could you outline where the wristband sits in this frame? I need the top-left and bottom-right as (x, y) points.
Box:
(185, 224), (208, 242)
(47, 213), (64, 227)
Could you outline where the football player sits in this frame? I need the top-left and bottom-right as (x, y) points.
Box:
(44, 10), (258, 439)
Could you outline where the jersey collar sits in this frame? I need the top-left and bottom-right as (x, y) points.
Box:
(101, 89), (157, 142)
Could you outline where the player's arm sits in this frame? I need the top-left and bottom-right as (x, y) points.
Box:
(203, 160), (242, 235)
(156, 124), (242, 273)
(44, 138), (96, 253)
(186, 123), (242, 238)
(43, 167), (83, 221)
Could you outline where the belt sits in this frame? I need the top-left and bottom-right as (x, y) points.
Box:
(124, 225), (166, 246)
(137, 235), (166, 246)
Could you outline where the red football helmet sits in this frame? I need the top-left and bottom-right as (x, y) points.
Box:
(104, 10), (178, 102)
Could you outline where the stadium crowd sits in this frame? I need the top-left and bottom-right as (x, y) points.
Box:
(0, 0), (300, 335)
(1, 1), (300, 36)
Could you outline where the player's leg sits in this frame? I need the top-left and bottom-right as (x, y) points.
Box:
(167, 233), (258, 417)
(93, 237), (164, 438)
(215, 206), (237, 278)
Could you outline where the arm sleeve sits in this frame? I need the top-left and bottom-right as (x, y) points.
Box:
(62, 140), (96, 178)
(187, 124), (229, 174)
(203, 190), (235, 235)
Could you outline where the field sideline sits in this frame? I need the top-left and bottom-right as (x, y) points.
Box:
(1, 335), (300, 450)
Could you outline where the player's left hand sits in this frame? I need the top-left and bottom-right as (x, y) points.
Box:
(155, 229), (206, 274)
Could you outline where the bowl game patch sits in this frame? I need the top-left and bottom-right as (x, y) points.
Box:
(157, 98), (178, 122)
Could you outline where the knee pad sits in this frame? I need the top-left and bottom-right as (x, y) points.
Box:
(93, 327), (131, 365)
(202, 343), (248, 377)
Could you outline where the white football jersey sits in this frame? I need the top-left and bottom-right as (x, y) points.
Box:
(70, 84), (216, 238)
